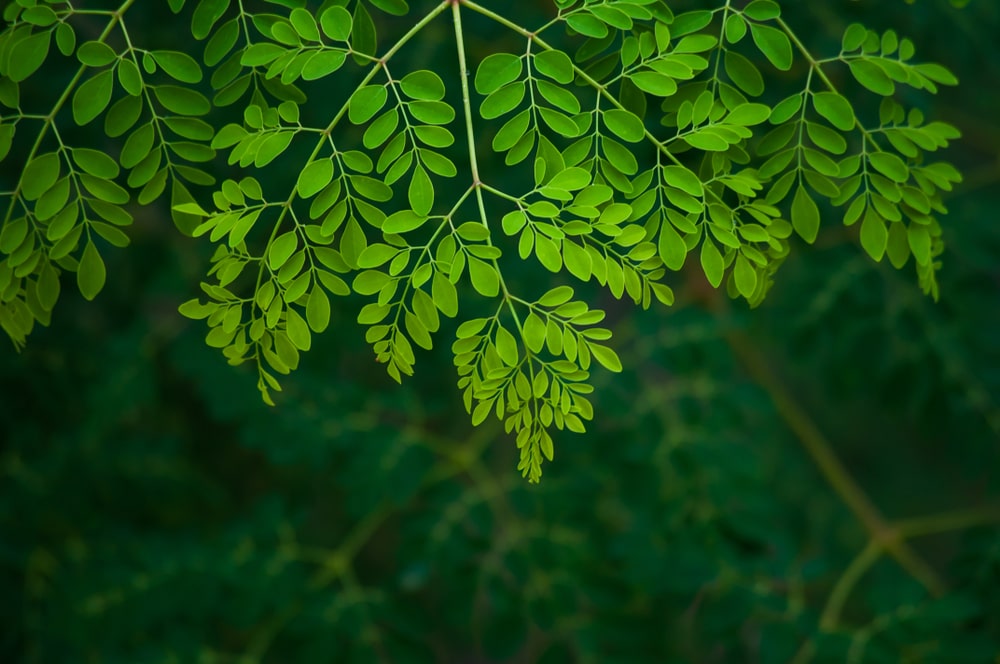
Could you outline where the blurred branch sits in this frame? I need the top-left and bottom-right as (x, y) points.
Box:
(895, 505), (1000, 538)
(820, 539), (882, 631)
(722, 325), (946, 596)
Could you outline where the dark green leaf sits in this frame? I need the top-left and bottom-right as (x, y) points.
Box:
(77, 240), (106, 300)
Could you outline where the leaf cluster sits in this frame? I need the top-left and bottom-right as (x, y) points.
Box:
(0, 0), (963, 480)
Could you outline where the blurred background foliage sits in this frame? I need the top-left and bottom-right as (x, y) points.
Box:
(1, 0), (999, 662)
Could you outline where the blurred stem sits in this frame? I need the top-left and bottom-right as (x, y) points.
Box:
(722, 326), (946, 596)
(820, 540), (883, 630)
(895, 506), (1000, 538)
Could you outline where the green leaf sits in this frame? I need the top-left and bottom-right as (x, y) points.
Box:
(628, 71), (677, 96)
(811, 92), (855, 131)
(658, 221), (687, 270)
(153, 85), (211, 116)
(72, 148), (119, 179)
(860, 208), (887, 261)
(408, 100), (455, 125)
(285, 309), (311, 351)
(770, 93), (803, 124)
(602, 109), (645, 143)
(494, 324), (519, 366)
(8, 30), (50, 82)
(522, 313), (546, 353)
(72, 69), (114, 125)
(535, 79), (580, 114)
(534, 234), (562, 272)
(77, 240), (106, 301)
(588, 342), (622, 372)
(405, 310), (433, 350)
(791, 184), (820, 243)
(400, 70), (445, 101)
(297, 159), (334, 199)
(383, 210), (426, 234)
(468, 257), (499, 297)
(662, 166), (704, 196)
(191, 0), (230, 40)
(241, 43), (286, 67)
(566, 14), (608, 39)
(841, 23), (867, 52)
(493, 110), (531, 152)
(431, 271), (458, 317)
(750, 23), (793, 71)
(349, 85), (388, 124)
(532, 50), (575, 84)
(539, 286), (573, 307)
(733, 253), (757, 298)
(700, 239), (724, 287)
(54, 22), (76, 57)
(22, 6), (59, 27)
(743, 0), (781, 20)
(475, 53), (522, 95)
(727, 103), (771, 126)
(914, 63), (958, 86)
(547, 167), (591, 191)
(0, 125), (14, 162)
(848, 59), (894, 95)
(369, 0), (409, 16)
(77, 41), (117, 67)
(357, 243), (398, 268)
(0, 218), (28, 253)
(724, 50), (765, 96)
(868, 152), (909, 183)
(351, 2), (377, 57)
(302, 50), (347, 80)
(353, 270), (390, 295)
(20, 152), (61, 201)
(563, 240), (592, 281)
(885, 218), (910, 268)
(412, 288), (440, 333)
(306, 287), (331, 332)
(289, 8), (320, 42)
(151, 50), (203, 83)
(907, 224), (932, 265)
(36, 262), (60, 310)
(121, 123), (155, 169)
(408, 164), (434, 216)
(268, 231), (298, 270)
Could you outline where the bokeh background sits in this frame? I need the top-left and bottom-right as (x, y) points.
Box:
(1, 0), (998, 662)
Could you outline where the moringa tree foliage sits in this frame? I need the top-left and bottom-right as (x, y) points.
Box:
(0, 0), (962, 481)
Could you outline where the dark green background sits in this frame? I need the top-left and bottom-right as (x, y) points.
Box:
(1, 1), (998, 662)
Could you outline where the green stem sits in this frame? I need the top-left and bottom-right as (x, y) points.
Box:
(452, 0), (487, 230)
(451, 1), (520, 318)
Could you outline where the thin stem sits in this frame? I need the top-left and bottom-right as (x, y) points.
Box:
(452, 0), (490, 230)
(451, 0), (520, 324)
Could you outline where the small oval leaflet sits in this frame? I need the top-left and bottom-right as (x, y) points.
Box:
(475, 52), (522, 95)
(400, 70), (446, 101)
(812, 92), (855, 131)
(297, 160), (334, 199)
